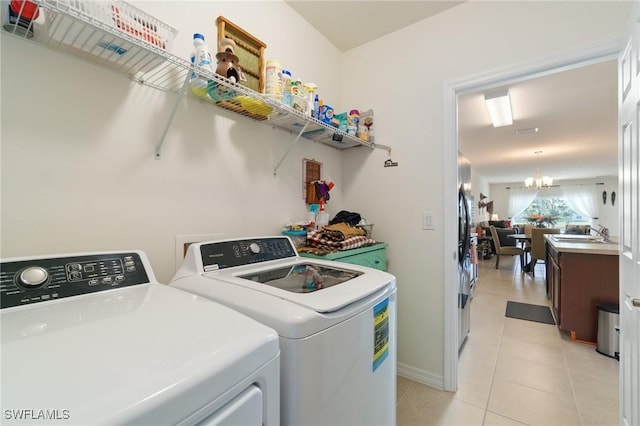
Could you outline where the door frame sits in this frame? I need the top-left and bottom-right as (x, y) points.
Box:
(443, 40), (622, 391)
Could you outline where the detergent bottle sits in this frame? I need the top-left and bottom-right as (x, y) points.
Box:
(190, 33), (212, 96)
(316, 199), (329, 229)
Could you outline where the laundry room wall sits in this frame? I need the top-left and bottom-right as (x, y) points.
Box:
(0, 1), (351, 283)
(338, 1), (629, 387)
(0, 0), (630, 391)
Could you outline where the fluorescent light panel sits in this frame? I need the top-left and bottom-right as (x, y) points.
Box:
(484, 90), (513, 127)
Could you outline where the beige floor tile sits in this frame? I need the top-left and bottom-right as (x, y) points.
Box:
(397, 256), (619, 426)
(569, 369), (618, 402)
(454, 366), (493, 409)
(397, 383), (485, 426)
(574, 396), (619, 426)
(499, 334), (566, 368)
(467, 322), (504, 348)
(396, 382), (456, 425)
(456, 342), (497, 409)
(487, 379), (580, 426)
(560, 335), (599, 355)
(562, 344), (619, 381)
(398, 375), (413, 404)
(502, 318), (561, 347)
(436, 399), (485, 426)
(476, 278), (515, 292)
(460, 338), (500, 372)
(483, 411), (529, 426)
(472, 294), (510, 317)
(570, 369), (619, 426)
(494, 353), (573, 396)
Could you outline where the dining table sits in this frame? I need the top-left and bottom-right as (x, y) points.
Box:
(507, 233), (533, 272)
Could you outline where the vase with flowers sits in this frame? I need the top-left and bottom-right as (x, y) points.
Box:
(525, 214), (558, 228)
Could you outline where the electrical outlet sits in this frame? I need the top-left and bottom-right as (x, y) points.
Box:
(423, 211), (435, 230)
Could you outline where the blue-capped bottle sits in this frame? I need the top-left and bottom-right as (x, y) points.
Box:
(190, 33), (212, 97)
(313, 94), (320, 119)
(281, 69), (292, 106)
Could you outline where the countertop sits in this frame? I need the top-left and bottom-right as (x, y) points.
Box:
(545, 234), (619, 255)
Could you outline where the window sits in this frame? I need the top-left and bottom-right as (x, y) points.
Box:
(512, 196), (589, 228)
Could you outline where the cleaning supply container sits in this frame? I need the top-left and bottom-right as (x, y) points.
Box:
(190, 33), (212, 96)
(265, 59), (283, 99)
(316, 202), (329, 229)
(281, 229), (307, 249)
(281, 69), (292, 106)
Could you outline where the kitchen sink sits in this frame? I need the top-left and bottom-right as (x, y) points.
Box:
(551, 236), (607, 243)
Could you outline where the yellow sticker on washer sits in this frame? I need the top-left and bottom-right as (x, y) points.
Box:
(373, 298), (390, 372)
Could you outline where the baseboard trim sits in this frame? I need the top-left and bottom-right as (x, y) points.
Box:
(397, 362), (445, 390)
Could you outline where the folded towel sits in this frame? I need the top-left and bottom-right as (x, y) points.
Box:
(306, 229), (376, 251)
(322, 223), (366, 240)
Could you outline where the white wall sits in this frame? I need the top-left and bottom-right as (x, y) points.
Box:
(340, 1), (629, 386)
(0, 1), (348, 283)
(0, 0), (630, 390)
(470, 168), (491, 226)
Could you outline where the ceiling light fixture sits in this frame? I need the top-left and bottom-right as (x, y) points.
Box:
(484, 89), (513, 127)
(525, 150), (553, 189)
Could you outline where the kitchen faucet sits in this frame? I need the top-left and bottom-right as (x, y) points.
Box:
(591, 225), (611, 242)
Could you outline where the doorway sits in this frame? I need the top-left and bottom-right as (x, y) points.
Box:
(443, 41), (621, 391)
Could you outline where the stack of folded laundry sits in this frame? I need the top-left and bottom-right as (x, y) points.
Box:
(300, 223), (376, 255)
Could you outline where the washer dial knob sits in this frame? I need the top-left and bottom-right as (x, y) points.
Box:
(249, 243), (260, 254)
(17, 267), (49, 289)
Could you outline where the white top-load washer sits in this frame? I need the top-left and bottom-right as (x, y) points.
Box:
(1, 250), (279, 425)
(170, 236), (397, 426)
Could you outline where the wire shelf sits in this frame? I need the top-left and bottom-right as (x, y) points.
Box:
(2, 0), (385, 153)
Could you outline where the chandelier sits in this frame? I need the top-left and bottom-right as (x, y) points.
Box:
(525, 151), (553, 189)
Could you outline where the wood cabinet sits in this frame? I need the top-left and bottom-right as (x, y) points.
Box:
(299, 244), (388, 271)
(547, 245), (562, 322)
(546, 241), (619, 342)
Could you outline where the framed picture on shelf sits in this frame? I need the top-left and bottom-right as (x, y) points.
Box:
(216, 16), (266, 93)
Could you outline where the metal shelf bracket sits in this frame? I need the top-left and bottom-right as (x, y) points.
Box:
(273, 121), (310, 176)
(154, 73), (191, 159)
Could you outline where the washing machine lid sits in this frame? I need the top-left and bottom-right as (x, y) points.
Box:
(218, 260), (395, 313)
(1, 252), (278, 425)
(237, 262), (364, 294)
(174, 237), (395, 313)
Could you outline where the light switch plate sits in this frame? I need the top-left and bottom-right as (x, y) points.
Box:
(423, 211), (435, 230)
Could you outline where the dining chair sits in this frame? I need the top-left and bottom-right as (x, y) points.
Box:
(522, 224), (534, 262)
(489, 225), (525, 271)
(524, 224), (535, 237)
(529, 227), (561, 276)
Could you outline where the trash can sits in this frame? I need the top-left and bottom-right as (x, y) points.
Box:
(596, 303), (619, 360)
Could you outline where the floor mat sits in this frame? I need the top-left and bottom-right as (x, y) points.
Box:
(505, 301), (555, 325)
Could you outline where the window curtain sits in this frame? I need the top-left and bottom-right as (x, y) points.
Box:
(560, 185), (598, 224)
(508, 187), (538, 218)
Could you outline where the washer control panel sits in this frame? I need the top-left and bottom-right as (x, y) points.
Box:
(1, 252), (149, 309)
(200, 237), (297, 271)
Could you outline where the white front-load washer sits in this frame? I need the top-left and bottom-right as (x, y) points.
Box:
(1, 250), (279, 425)
(170, 236), (397, 426)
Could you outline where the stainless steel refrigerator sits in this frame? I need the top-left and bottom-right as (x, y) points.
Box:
(457, 152), (472, 351)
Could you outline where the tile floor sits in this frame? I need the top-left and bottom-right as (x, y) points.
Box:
(397, 256), (619, 426)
